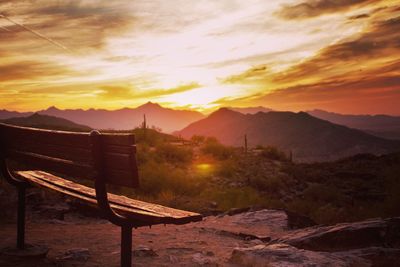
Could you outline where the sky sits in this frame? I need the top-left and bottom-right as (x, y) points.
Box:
(0, 0), (399, 114)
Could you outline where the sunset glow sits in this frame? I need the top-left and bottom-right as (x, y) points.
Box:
(0, 0), (399, 114)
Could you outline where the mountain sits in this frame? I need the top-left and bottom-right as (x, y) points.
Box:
(308, 110), (400, 140)
(178, 108), (400, 162)
(38, 102), (205, 132)
(227, 106), (273, 114)
(0, 109), (34, 120)
(2, 113), (92, 132)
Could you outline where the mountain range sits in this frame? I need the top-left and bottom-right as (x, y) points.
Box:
(0, 109), (34, 120)
(178, 108), (400, 162)
(1, 113), (92, 132)
(35, 102), (204, 133)
(308, 110), (400, 140)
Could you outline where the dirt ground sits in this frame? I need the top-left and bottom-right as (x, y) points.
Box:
(0, 211), (288, 267)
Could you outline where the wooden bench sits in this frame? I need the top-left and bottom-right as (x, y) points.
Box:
(0, 123), (202, 267)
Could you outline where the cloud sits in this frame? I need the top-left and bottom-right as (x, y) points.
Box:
(97, 82), (201, 100)
(253, 75), (400, 114)
(97, 85), (135, 100)
(224, 14), (400, 85)
(0, 13), (70, 52)
(0, 1), (135, 52)
(348, 13), (370, 20)
(0, 60), (74, 82)
(276, 0), (374, 20)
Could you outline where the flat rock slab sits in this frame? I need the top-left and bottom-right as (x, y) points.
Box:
(1, 244), (49, 259)
(274, 217), (400, 252)
(230, 243), (369, 267)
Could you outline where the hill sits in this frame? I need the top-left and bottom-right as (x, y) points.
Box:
(1, 113), (92, 132)
(38, 102), (204, 132)
(308, 109), (400, 140)
(0, 109), (34, 120)
(178, 108), (400, 161)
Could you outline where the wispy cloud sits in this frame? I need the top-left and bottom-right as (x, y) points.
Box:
(0, 13), (71, 52)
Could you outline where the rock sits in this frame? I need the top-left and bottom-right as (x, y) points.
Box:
(35, 203), (70, 220)
(230, 244), (368, 267)
(132, 245), (158, 257)
(231, 210), (288, 230)
(57, 248), (90, 261)
(284, 210), (316, 229)
(334, 247), (400, 267)
(225, 207), (251, 216)
(211, 228), (271, 242)
(192, 252), (217, 266)
(274, 217), (400, 252)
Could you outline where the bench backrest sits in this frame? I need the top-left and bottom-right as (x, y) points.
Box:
(0, 123), (139, 188)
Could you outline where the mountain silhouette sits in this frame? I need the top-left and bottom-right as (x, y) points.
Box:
(308, 109), (400, 140)
(178, 108), (400, 162)
(38, 102), (205, 132)
(2, 113), (92, 132)
(0, 109), (34, 120)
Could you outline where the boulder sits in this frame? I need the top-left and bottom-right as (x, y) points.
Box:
(57, 248), (90, 261)
(274, 217), (400, 252)
(132, 245), (158, 257)
(230, 244), (368, 267)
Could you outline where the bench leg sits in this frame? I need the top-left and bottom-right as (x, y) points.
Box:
(17, 187), (26, 250)
(121, 226), (132, 267)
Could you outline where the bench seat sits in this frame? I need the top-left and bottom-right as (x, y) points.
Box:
(16, 170), (202, 227)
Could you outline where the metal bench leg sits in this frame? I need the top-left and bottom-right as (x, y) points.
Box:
(121, 226), (132, 267)
(17, 186), (26, 250)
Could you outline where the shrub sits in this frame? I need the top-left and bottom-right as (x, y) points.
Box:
(139, 161), (193, 196)
(251, 175), (285, 193)
(201, 139), (235, 160)
(155, 143), (193, 166)
(216, 160), (238, 178)
(259, 146), (288, 161)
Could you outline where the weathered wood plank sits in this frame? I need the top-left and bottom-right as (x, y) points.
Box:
(6, 141), (92, 163)
(103, 144), (136, 155)
(101, 134), (135, 146)
(0, 123), (91, 149)
(7, 150), (95, 180)
(16, 171), (202, 225)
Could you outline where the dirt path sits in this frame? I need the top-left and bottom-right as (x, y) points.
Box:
(0, 210), (289, 266)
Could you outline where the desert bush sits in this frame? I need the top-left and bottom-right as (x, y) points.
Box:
(303, 183), (344, 203)
(251, 175), (285, 193)
(201, 138), (235, 160)
(139, 161), (193, 196)
(216, 159), (238, 178)
(259, 146), (288, 161)
(199, 186), (268, 210)
(191, 135), (205, 145)
(155, 143), (193, 166)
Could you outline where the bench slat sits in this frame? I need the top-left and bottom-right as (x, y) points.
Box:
(102, 134), (135, 146)
(7, 150), (94, 179)
(1, 123), (139, 188)
(6, 141), (92, 164)
(17, 170), (202, 226)
(0, 123), (91, 149)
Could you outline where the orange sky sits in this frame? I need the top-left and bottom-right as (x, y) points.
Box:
(0, 0), (399, 114)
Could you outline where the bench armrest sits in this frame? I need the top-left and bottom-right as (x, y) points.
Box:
(90, 131), (133, 227)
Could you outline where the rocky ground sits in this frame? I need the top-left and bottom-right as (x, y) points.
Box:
(1, 204), (399, 267)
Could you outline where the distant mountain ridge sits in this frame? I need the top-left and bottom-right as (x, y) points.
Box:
(1, 113), (92, 132)
(0, 109), (34, 120)
(178, 108), (400, 162)
(37, 102), (205, 132)
(308, 109), (400, 140)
